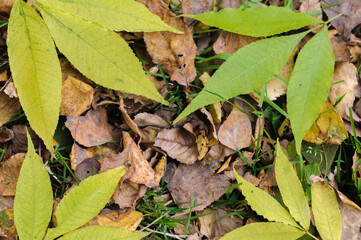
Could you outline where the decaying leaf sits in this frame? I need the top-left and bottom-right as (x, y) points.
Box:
(168, 162), (231, 211)
(0, 91), (20, 127)
(209, 208), (243, 238)
(214, 31), (260, 54)
(329, 29), (352, 62)
(182, 0), (213, 24)
(0, 153), (25, 197)
(303, 102), (348, 144)
(219, 0), (240, 9)
(328, 61), (358, 120)
(113, 181), (147, 209)
(133, 112), (169, 128)
(155, 128), (198, 164)
(75, 158), (101, 181)
(0, 209), (16, 240)
(0, 126), (13, 143)
(0, 0), (13, 17)
(204, 144), (236, 164)
(218, 107), (252, 150)
(65, 108), (114, 147)
(197, 208), (216, 237)
(86, 210), (143, 231)
(60, 76), (94, 117)
(143, 0), (197, 86)
(322, 0), (361, 40)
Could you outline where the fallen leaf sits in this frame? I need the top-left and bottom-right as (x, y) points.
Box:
(86, 210), (143, 231)
(0, 127), (13, 143)
(133, 112), (170, 128)
(113, 181), (147, 209)
(143, 0), (197, 86)
(0, 209), (16, 240)
(168, 162), (231, 211)
(197, 208), (216, 237)
(210, 208), (243, 238)
(75, 158), (100, 181)
(155, 128), (198, 164)
(0, 70), (7, 81)
(219, 0), (241, 9)
(352, 151), (361, 183)
(65, 108), (114, 147)
(119, 99), (141, 138)
(214, 31), (260, 54)
(3, 82), (17, 98)
(0, 0), (14, 18)
(322, 0), (361, 40)
(204, 144), (236, 164)
(182, 0), (213, 25)
(328, 61), (358, 120)
(0, 92), (20, 127)
(303, 102), (348, 144)
(60, 76), (94, 117)
(218, 107), (252, 150)
(172, 210), (198, 235)
(329, 29), (352, 62)
(0, 153), (25, 196)
(9, 125), (40, 153)
(0, 196), (13, 211)
(154, 156), (166, 185)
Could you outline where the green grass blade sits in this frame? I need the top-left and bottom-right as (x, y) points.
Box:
(7, 0), (62, 151)
(220, 222), (305, 240)
(175, 31), (308, 123)
(44, 166), (125, 240)
(311, 181), (342, 240)
(37, 0), (181, 33)
(38, 5), (167, 104)
(58, 226), (148, 240)
(287, 27), (334, 154)
(14, 131), (53, 240)
(275, 141), (310, 229)
(185, 6), (322, 37)
(234, 168), (298, 227)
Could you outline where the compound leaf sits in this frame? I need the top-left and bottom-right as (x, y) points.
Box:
(38, 5), (167, 104)
(220, 222), (305, 240)
(59, 226), (148, 240)
(234, 169), (298, 227)
(175, 31), (307, 123)
(186, 6), (322, 37)
(287, 27), (334, 154)
(275, 141), (310, 230)
(37, 0), (181, 33)
(7, 0), (62, 151)
(311, 181), (342, 240)
(14, 131), (53, 240)
(44, 166), (125, 240)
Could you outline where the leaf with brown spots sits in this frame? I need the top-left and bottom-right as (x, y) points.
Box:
(143, 0), (197, 86)
(168, 162), (231, 211)
(65, 108), (114, 147)
(86, 210), (143, 231)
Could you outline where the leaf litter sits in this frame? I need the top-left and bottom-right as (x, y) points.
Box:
(1, 0), (361, 239)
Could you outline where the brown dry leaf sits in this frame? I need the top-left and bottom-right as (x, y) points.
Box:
(214, 31), (260, 55)
(322, 0), (361, 40)
(86, 210), (143, 231)
(0, 209), (16, 240)
(119, 99), (141, 138)
(0, 92), (20, 127)
(336, 190), (361, 240)
(199, 73), (222, 125)
(329, 29), (352, 62)
(168, 162), (231, 211)
(155, 128), (198, 164)
(60, 76), (94, 117)
(143, 0), (197, 86)
(216, 156), (231, 174)
(352, 151), (361, 183)
(349, 44), (360, 63)
(4, 82), (18, 98)
(65, 108), (114, 147)
(328, 62), (358, 120)
(182, 0), (213, 25)
(0, 0), (13, 18)
(303, 102), (348, 144)
(133, 112), (169, 128)
(0, 153), (25, 197)
(204, 144), (236, 164)
(218, 107), (252, 150)
(196, 129), (209, 160)
(9, 125), (40, 153)
(0, 196), (13, 211)
(210, 208), (243, 238)
(154, 155), (166, 185)
(0, 70), (7, 82)
(113, 181), (147, 209)
(197, 208), (216, 237)
(171, 210), (198, 235)
(0, 127), (13, 143)
(74, 158), (100, 181)
(60, 57), (93, 84)
(219, 0), (241, 9)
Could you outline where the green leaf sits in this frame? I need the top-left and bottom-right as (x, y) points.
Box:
(185, 6), (322, 37)
(287, 27), (334, 154)
(7, 0), (62, 151)
(174, 31), (307, 123)
(38, 4), (167, 104)
(275, 141), (310, 229)
(37, 0), (181, 33)
(234, 168), (298, 227)
(14, 131), (53, 240)
(44, 166), (125, 240)
(58, 226), (148, 240)
(220, 222), (305, 240)
(311, 181), (342, 240)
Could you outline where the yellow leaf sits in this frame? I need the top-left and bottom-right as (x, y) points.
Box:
(7, 0), (62, 151)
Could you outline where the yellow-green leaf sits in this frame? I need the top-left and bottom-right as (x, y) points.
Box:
(220, 222), (305, 240)
(44, 166), (125, 240)
(174, 31), (307, 123)
(275, 141), (310, 229)
(311, 181), (342, 240)
(186, 6), (322, 37)
(58, 226), (148, 240)
(14, 131), (53, 240)
(7, 0), (62, 151)
(37, 0), (181, 33)
(287, 27), (334, 154)
(38, 5), (167, 104)
(234, 168), (298, 227)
